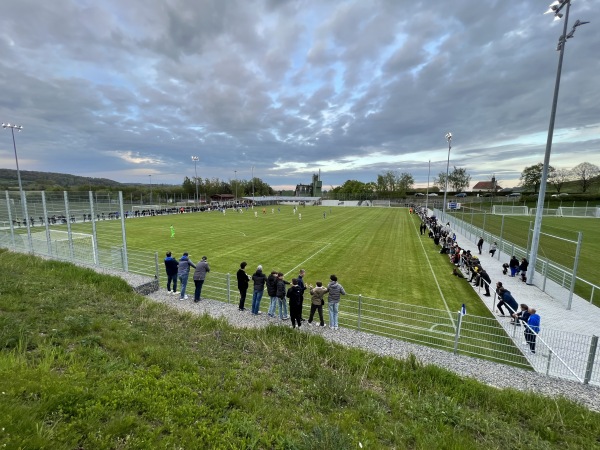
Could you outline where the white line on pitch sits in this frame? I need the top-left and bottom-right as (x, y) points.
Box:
(285, 243), (332, 277)
(410, 216), (456, 330)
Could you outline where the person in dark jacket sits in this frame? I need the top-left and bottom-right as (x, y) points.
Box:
(511, 303), (530, 326)
(192, 256), (210, 302)
(478, 268), (492, 296)
(509, 256), (520, 277)
(237, 261), (250, 311)
(177, 252), (196, 300)
(251, 265), (267, 315)
(477, 237), (484, 254)
(287, 278), (303, 328)
(519, 258), (529, 283)
(266, 270), (279, 317)
(297, 269), (307, 322)
(275, 272), (290, 319)
(164, 251), (179, 294)
(496, 283), (518, 316)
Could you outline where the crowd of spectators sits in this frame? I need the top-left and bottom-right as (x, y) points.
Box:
(416, 207), (541, 355)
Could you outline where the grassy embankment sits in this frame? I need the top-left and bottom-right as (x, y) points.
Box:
(1, 249), (599, 448)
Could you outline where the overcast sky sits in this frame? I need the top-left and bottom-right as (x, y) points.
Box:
(1, 0), (599, 191)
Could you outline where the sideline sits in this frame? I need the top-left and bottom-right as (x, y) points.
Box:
(409, 214), (456, 329)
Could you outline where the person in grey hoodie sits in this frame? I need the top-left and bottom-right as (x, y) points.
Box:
(193, 256), (210, 302)
(327, 274), (346, 330)
(177, 252), (196, 300)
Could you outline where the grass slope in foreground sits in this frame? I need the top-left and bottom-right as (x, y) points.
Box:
(1, 250), (599, 449)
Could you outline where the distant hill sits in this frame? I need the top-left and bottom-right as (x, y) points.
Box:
(0, 168), (124, 191)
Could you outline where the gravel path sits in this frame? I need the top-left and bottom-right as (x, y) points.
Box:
(140, 287), (600, 412)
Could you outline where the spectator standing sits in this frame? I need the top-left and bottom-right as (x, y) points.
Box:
(266, 270), (279, 317)
(496, 283), (518, 316)
(177, 252), (196, 300)
(298, 269), (307, 322)
(164, 251), (179, 294)
(287, 278), (303, 328)
(251, 265), (267, 315)
(192, 256), (210, 302)
(327, 275), (346, 330)
(275, 272), (290, 320)
(525, 308), (541, 354)
(237, 262), (250, 311)
(477, 237), (484, 254)
(308, 281), (328, 326)
(489, 242), (498, 258)
(509, 256), (520, 277)
(478, 268), (492, 296)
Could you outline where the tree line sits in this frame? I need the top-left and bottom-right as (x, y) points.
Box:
(519, 161), (599, 194)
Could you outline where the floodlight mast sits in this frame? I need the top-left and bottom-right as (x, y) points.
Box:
(2, 123), (33, 251)
(527, 1), (588, 302)
(442, 132), (452, 222)
(192, 156), (199, 206)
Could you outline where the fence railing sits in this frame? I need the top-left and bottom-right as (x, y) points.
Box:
(2, 190), (599, 386)
(146, 263), (599, 385)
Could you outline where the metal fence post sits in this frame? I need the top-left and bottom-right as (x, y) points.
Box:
(498, 215), (505, 261)
(584, 335), (598, 385)
(453, 311), (463, 355)
(118, 191), (129, 271)
(227, 273), (231, 303)
(542, 260), (548, 293)
(63, 191), (75, 261)
(5, 191), (16, 249)
(88, 191), (100, 265)
(546, 350), (553, 377)
(357, 294), (362, 331)
(153, 251), (160, 287)
(41, 191), (52, 256)
(567, 232), (582, 311)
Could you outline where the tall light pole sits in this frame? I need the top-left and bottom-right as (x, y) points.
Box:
(425, 159), (431, 211)
(234, 170), (238, 201)
(442, 132), (452, 222)
(148, 174), (153, 204)
(191, 156), (199, 207)
(2, 123), (32, 251)
(527, 1), (589, 288)
(251, 166), (255, 205)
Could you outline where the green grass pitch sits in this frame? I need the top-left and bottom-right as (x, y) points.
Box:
(76, 206), (492, 317)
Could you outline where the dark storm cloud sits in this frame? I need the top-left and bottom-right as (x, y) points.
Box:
(0, 0), (598, 189)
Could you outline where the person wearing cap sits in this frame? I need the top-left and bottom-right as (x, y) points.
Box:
(193, 256), (210, 302)
(177, 252), (196, 300)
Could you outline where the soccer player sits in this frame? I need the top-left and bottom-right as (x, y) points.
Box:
(170, 225), (175, 238)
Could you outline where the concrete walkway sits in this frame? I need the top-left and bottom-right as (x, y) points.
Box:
(450, 223), (600, 383)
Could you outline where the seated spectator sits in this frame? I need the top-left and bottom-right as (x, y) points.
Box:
(519, 258), (529, 283)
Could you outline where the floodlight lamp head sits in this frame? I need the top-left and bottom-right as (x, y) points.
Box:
(445, 132), (452, 141)
(554, 13), (564, 21)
